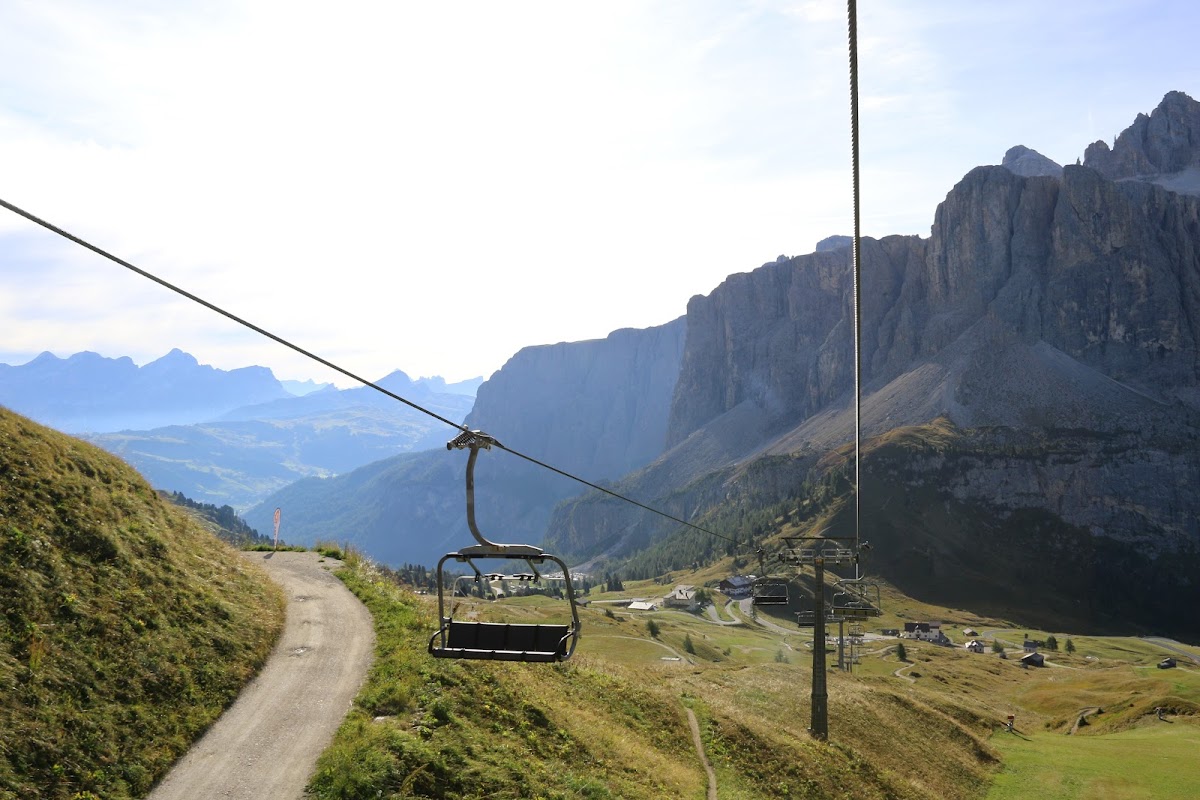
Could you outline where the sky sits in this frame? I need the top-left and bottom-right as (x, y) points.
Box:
(1, 0), (1198, 387)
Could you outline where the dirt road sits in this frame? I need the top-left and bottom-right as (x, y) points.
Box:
(148, 551), (375, 800)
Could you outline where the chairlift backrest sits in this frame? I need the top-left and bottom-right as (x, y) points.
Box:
(752, 577), (790, 605)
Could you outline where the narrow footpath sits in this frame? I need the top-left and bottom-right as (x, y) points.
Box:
(684, 705), (718, 800)
(148, 551), (375, 800)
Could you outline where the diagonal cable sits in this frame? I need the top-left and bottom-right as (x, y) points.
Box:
(0, 196), (736, 546)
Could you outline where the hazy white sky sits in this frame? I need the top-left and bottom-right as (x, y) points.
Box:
(1, 0), (1197, 386)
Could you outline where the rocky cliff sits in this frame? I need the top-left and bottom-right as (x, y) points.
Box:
(1084, 90), (1200, 179)
(662, 107), (1200, 453)
(466, 318), (686, 479)
(544, 91), (1200, 631)
(1001, 145), (1063, 178)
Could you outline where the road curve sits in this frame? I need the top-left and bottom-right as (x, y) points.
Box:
(148, 551), (375, 800)
(1143, 636), (1200, 665)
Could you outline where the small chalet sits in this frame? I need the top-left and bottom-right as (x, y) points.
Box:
(962, 628), (978, 637)
(1020, 651), (1045, 667)
(1023, 639), (1044, 653)
(664, 585), (698, 610)
(902, 622), (949, 643)
(963, 640), (986, 653)
(627, 600), (656, 612)
(719, 575), (754, 598)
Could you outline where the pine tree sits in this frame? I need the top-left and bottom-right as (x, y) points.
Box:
(896, 642), (908, 662)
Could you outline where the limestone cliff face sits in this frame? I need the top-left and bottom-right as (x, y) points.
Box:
(547, 91), (1200, 578)
(667, 160), (1200, 448)
(466, 317), (687, 480)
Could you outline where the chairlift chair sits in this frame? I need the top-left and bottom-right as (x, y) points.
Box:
(428, 431), (581, 663)
(751, 546), (791, 606)
(831, 578), (882, 618)
(795, 594), (817, 627)
(752, 577), (790, 606)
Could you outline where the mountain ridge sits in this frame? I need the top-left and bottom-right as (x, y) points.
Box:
(0, 350), (480, 509)
(536, 90), (1200, 636)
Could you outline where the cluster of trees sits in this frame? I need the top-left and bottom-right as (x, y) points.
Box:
(1025, 634), (1075, 652)
(162, 491), (270, 546)
(394, 563), (437, 591)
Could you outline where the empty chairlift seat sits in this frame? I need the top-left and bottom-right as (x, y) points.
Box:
(427, 429), (581, 664)
(752, 577), (790, 605)
(431, 620), (574, 662)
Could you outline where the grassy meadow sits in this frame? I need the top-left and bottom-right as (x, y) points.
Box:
(314, 560), (1198, 799)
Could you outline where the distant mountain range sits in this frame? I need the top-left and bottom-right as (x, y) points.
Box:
(0, 349), (480, 509)
(251, 90), (1200, 637)
(0, 349), (288, 433)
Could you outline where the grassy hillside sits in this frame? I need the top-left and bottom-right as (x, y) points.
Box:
(310, 559), (1007, 800)
(0, 407), (285, 799)
(314, 554), (1198, 799)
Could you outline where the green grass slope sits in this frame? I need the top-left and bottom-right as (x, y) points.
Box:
(0, 407), (285, 799)
(309, 560), (1003, 800)
(310, 553), (1198, 798)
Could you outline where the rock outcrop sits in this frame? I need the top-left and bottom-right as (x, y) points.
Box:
(816, 235), (852, 252)
(1084, 90), (1200, 179)
(1001, 145), (1063, 178)
(465, 317), (687, 480)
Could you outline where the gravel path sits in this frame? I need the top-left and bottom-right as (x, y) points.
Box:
(147, 551), (375, 800)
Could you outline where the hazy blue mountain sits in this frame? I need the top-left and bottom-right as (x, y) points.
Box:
(0, 349), (289, 432)
(0, 349), (479, 510)
(281, 378), (333, 396)
(80, 369), (476, 511)
(217, 370), (478, 423)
